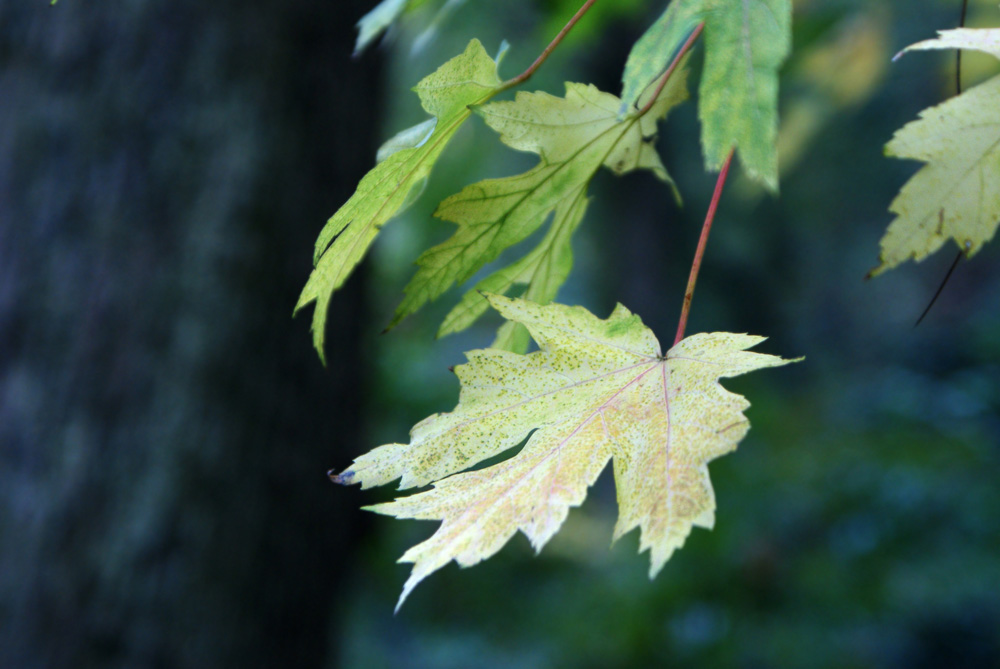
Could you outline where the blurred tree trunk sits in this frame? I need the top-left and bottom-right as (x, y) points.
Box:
(0, 0), (378, 666)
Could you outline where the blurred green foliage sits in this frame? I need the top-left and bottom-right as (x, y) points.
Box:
(333, 0), (1000, 666)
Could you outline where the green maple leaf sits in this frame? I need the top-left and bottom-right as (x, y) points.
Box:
(332, 295), (797, 609)
(869, 28), (1000, 277)
(436, 187), (589, 353)
(389, 67), (690, 349)
(620, 0), (791, 190)
(295, 40), (503, 362)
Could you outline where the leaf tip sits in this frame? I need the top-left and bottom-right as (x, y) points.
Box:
(494, 39), (510, 67)
(865, 258), (887, 280)
(647, 553), (670, 581)
(394, 571), (423, 613)
(329, 469), (356, 485)
(480, 290), (504, 305)
(383, 309), (409, 334)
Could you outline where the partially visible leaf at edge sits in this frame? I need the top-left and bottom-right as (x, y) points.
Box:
(869, 28), (1000, 277)
(296, 40), (503, 361)
(412, 0), (469, 55)
(332, 295), (798, 609)
(619, 0), (704, 114)
(700, 0), (791, 189)
(355, 0), (411, 55)
(620, 0), (791, 190)
(389, 65), (690, 348)
(355, 0), (451, 56)
(897, 27), (1000, 61)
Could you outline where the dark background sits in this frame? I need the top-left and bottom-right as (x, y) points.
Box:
(2, 0), (999, 667)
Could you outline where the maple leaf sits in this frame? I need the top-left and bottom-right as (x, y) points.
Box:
(388, 67), (690, 349)
(869, 27), (1000, 277)
(332, 295), (797, 609)
(295, 40), (503, 362)
(620, 0), (791, 190)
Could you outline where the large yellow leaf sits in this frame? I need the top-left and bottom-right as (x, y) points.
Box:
(332, 296), (797, 609)
(869, 28), (1000, 277)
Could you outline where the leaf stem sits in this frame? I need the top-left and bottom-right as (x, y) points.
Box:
(915, 0), (970, 326)
(637, 22), (705, 117)
(914, 247), (963, 327)
(957, 0), (969, 95)
(500, 0), (598, 92)
(674, 149), (734, 346)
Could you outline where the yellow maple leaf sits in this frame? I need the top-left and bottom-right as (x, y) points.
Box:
(869, 27), (1000, 277)
(332, 295), (797, 609)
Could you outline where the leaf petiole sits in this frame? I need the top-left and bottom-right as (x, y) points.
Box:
(499, 0), (598, 92)
(912, 0), (971, 326)
(637, 22), (704, 118)
(674, 148), (734, 346)
(957, 0), (969, 95)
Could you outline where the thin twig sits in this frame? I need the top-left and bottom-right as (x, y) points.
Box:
(674, 149), (735, 346)
(915, 249), (963, 327)
(500, 0), (598, 91)
(916, 0), (970, 326)
(637, 22), (705, 117)
(957, 0), (969, 95)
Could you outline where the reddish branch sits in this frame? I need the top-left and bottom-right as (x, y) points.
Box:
(638, 22), (705, 117)
(674, 149), (735, 347)
(500, 0), (598, 91)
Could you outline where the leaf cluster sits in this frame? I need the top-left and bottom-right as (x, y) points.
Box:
(299, 1), (1000, 607)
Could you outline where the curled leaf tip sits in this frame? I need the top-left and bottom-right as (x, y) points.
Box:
(329, 469), (356, 485)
